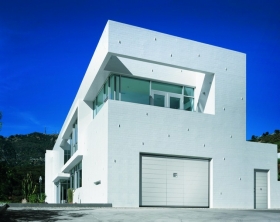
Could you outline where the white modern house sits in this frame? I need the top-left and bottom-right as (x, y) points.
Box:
(45, 20), (280, 208)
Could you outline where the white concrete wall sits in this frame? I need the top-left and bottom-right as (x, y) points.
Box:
(107, 100), (279, 208)
(76, 102), (109, 203)
(45, 149), (63, 203)
(45, 150), (54, 203)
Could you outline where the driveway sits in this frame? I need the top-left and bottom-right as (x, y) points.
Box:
(1, 207), (280, 222)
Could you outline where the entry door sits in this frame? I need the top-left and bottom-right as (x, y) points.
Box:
(141, 155), (209, 207)
(254, 170), (268, 209)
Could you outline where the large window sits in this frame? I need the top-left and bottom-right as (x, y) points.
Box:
(92, 74), (195, 117)
(64, 150), (70, 164)
(121, 77), (150, 105)
(70, 161), (82, 189)
(69, 121), (78, 157)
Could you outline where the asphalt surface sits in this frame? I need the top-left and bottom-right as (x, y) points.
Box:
(1, 207), (280, 222)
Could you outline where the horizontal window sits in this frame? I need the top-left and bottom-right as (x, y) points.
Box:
(152, 82), (182, 94)
(121, 77), (150, 105)
(92, 74), (195, 118)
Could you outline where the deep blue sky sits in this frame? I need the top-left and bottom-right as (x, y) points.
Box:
(0, 0), (279, 139)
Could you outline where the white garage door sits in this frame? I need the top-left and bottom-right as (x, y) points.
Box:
(141, 155), (209, 207)
(255, 170), (268, 209)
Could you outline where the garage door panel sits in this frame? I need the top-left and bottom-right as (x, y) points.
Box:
(142, 162), (167, 169)
(184, 202), (208, 206)
(167, 179), (184, 185)
(184, 169), (208, 176)
(142, 157), (166, 164)
(142, 173), (166, 179)
(142, 201), (166, 206)
(167, 200), (184, 205)
(167, 188), (184, 193)
(142, 177), (166, 184)
(167, 158), (184, 164)
(167, 192), (184, 198)
(141, 155), (209, 207)
(184, 190), (208, 198)
(184, 170), (208, 175)
(142, 196), (166, 202)
(184, 181), (208, 187)
(142, 168), (166, 175)
(142, 183), (166, 189)
(167, 183), (184, 189)
(142, 187), (166, 193)
(166, 173), (184, 183)
(167, 197), (184, 206)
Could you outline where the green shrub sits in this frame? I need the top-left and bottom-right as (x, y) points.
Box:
(28, 193), (46, 203)
(67, 188), (73, 203)
(38, 193), (46, 203)
(28, 194), (39, 203)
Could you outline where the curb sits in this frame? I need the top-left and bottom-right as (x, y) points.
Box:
(8, 203), (112, 208)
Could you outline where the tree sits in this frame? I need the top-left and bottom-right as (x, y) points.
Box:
(275, 129), (280, 134)
(251, 135), (257, 141)
(262, 132), (269, 137)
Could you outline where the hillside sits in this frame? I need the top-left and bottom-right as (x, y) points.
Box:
(0, 132), (57, 202)
(0, 132), (57, 166)
(249, 130), (280, 153)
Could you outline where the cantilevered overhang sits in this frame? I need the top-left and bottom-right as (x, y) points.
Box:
(53, 173), (70, 183)
(61, 150), (83, 173)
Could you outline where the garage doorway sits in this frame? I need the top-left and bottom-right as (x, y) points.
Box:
(140, 154), (209, 207)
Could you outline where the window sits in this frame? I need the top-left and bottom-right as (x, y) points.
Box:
(151, 82), (185, 110)
(152, 82), (182, 94)
(96, 86), (104, 113)
(70, 161), (82, 189)
(183, 87), (194, 111)
(64, 150), (70, 164)
(92, 74), (195, 117)
(69, 121), (78, 157)
(121, 76), (150, 105)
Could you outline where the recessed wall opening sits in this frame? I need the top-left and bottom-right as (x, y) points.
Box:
(92, 71), (215, 118)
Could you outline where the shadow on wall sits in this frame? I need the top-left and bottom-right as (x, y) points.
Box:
(0, 209), (85, 221)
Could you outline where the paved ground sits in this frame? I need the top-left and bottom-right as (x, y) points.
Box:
(1, 207), (280, 222)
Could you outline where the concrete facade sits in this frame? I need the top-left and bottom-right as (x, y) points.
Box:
(45, 20), (280, 208)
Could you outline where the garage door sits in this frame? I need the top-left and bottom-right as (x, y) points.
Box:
(141, 155), (209, 207)
(254, 170), (268, 209)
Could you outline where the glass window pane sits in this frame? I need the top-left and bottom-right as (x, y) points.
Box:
(170, 97), (180, 109)
(184, 97), (194, 111)
(110, 75), (115, 99)
(152, 82), (182, 94)
(75, 123), (78, 144)
(79, 169), (82, 187)
(121, 77), (150, 105)
(154, 94), (165, 107)
(184, 87), (194, 97)
(93, 100), (96, 117)
(116, 76), (120, 100)
(96, 86), (104, 113)
(104, 80), (108, 101)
